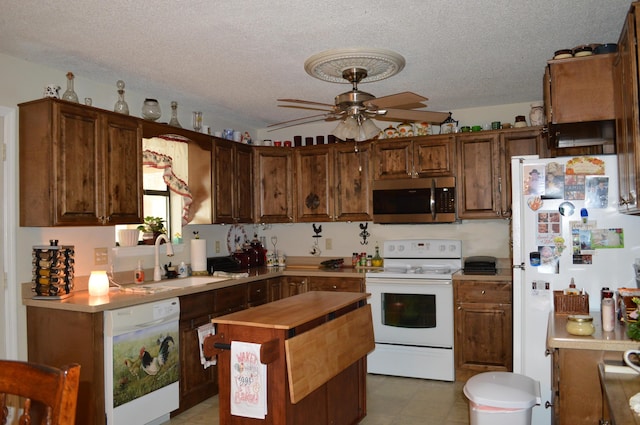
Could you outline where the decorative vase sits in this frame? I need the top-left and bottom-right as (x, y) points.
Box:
(113, 80), (129, 115)
(62, 72), (79, 103)
(529, 102), (544, 126)
(141, 99), (161, 121)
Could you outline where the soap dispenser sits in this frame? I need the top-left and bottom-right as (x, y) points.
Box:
(134, 260), (145, 284)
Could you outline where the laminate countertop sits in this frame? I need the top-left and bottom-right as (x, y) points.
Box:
(547, 312), (640, 351)
(21, 265), (368, 313)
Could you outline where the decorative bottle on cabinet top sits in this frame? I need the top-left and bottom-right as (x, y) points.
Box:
(114, 80), (129, 115)
(168, 101), (182, 128)
(62, 72), (79, 103)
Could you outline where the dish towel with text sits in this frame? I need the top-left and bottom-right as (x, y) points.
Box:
(197, 322), (216, 368)
(230, 341), (267, 419)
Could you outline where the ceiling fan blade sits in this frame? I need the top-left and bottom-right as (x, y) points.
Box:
(278, 98), (335, 107)
(268, 114), (342, 131)
(365, 92), (428, 109)
(279, 105), (335, 113)
(376, 108), (450, 123)
(267, 112), (343, 129)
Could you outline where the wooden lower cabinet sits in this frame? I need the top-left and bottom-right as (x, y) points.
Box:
(551, 348), (615, 425)
(177, 291), (217, 414)
(26, 307), (105, 425)
(308, 276), (364, 292)
(453, 279), (513, 382)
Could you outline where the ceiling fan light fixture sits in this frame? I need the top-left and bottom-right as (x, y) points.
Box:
(359, 117), (381, 141)
(331, 114), (380, 142)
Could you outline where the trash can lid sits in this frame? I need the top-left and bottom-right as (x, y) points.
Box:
(463, 372), (541, 409)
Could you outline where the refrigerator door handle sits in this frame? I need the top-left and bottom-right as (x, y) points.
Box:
(513, 262), (525, 270)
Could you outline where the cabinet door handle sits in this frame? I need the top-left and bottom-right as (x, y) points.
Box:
(481, 290), (486, 295)
(544, 401), (553, 409)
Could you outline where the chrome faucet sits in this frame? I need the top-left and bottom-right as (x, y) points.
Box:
(154, 234), (174, 281)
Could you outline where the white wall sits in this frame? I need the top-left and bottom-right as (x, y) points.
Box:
(1, 52), (529, 360)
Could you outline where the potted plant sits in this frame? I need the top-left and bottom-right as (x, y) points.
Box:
(137, 216), (167, 245)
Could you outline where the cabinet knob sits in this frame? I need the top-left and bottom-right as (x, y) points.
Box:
(332, 285), (337, 289)
(481, 290), (486, 295)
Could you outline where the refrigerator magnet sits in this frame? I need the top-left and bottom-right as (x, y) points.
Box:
(530, 251), (541, 266)
(559, 201), (574, 216)
(527, 196), (543, 211)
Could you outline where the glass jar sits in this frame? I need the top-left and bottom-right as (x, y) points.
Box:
(566, 315), (595, 336)
(141, 99), (161, 121)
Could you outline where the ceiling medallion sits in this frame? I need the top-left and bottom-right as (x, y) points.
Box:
(304, 48), (405, 84)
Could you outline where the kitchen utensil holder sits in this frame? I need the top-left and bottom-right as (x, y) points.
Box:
(554, 290), (589, 315)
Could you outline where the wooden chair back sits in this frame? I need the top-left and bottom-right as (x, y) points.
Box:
(0, 360), (80, 425)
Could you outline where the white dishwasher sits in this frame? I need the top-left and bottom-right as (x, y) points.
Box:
(104, 298), (180, 425)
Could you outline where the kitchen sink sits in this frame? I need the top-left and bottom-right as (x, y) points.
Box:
(153, 276), (230, 289)
(120, 276), (231, 294)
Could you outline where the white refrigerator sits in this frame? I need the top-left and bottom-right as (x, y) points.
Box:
(511, 154), (640, 425)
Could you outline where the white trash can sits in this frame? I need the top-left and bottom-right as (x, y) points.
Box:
(463, 372), (541, 425)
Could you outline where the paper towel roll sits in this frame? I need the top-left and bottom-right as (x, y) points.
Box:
(191, 239), (207, 272)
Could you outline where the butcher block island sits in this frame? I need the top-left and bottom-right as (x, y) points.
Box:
(206, 291), (374, 425)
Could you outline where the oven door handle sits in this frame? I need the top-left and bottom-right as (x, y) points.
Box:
(430, 178), (436, 220)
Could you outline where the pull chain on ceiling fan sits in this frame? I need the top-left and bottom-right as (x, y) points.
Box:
(270, 48), (450, 141)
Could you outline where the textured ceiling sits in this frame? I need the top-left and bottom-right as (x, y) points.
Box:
(0, 0), (631, 128)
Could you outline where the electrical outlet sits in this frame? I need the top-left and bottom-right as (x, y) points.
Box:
(215, 240), (221, 253)
(326, 238), (332, 250)
(94, 247), (108, 265)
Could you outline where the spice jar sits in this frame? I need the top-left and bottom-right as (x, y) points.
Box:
(566, 315), (595, 336)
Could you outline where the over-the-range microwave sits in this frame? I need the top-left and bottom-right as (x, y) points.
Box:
(372, 176), (457, 224)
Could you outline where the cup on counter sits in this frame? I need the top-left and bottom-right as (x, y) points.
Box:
(273, 140), (282, 147)
(491, 121), (501, 130)
(471, 125), (482, 132)
(278, 255), (286, 267)
(284, 140), (292, 147)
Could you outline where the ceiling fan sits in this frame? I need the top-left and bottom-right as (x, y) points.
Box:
(269, 48), (450, 141)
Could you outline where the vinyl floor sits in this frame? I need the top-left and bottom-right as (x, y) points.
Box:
(168, 374), (470, 425)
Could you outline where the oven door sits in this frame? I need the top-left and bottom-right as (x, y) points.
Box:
(367, 278), (453, 348)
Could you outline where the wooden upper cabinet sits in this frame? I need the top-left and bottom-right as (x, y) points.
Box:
(614, 5), (640, 214)
(253, 147), (294, 223)
(456, 132), (501, 219)
(499, 127), (546, 217)
(213, 139), (253, 224)
(333, 142), (372, 221)
(545, 54), (615, 124)
(19, 98), (143, 226)
(294, 145), (333, 221)
(373, 139), (412, 179)
(373, 135), (455, 179)
(457, 127), (545, 219)
(413, 135), (456, 177)
(293, 142), (372, 222)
